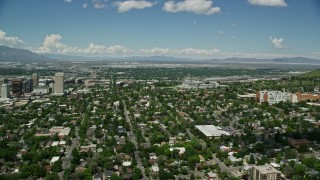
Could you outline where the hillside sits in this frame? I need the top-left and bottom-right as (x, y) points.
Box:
(301, 69), (320, 77)
(0, 45), (49, 61)
(208, 57), (320, 65)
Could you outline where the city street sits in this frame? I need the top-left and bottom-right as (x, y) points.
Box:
(123, 101), (147, 180)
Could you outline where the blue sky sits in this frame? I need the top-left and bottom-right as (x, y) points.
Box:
(0, 0), (320, 59)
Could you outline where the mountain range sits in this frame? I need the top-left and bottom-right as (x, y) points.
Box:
(0, 45), (49, 62)
(1, 45), (320, 65)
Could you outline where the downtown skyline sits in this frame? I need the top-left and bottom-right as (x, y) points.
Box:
(0, 0), (320, 59)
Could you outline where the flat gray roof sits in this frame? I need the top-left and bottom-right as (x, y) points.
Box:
(253, 164), (281, 174)
(195, 125), (230, 137)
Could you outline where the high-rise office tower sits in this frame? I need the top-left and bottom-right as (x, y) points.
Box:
(54, 72), (64, 94)
(1, 84), (10, 99)
(12, 79), (23, 95)
(24, 78), (33, 93)
(32, 73), (39, 87)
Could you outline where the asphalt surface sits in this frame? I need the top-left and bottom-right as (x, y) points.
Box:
(123, 101), (148, 180)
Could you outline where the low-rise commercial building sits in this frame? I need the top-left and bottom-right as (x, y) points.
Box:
(195, 125), (230, 139)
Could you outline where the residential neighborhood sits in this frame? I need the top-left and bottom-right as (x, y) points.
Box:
(0, 61), (320, 180)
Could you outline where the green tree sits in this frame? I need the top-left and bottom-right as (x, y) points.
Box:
(248, 154), (256, 164)
(110, 174), (123, 180)
(298, 144), (309, 153)
(71, 148), (80, 165)
(20, 164), (46, 179)
(46, 172), (59, 180)
(51, 161), (62, 172)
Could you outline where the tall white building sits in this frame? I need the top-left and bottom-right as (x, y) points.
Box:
(252, 164), (283, 180)
(32, 73), (39, 87)
(257, 90), (298, 105)
(1, 84), (10, 99)
(54, 72), (64, 94)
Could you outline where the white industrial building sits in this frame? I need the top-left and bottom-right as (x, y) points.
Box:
(195, 125), (230, 139)
(178, 79), (219, 89)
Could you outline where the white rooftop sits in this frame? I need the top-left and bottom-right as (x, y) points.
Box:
(270, 162), (280, 168)
(52, 141), (59, 146)
(122, 161), (132, 167)
(152, 165), (159, 172)
(253, 164), (281, 174)
(59, 127), (71, 136)
(59, 141), (66, 145)
(207, 172), (217, 178)
(169, 147), (186, 154)
(195, 125), (230, 137)
(50, 156), (60, 164)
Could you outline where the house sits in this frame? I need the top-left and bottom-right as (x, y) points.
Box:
(228, 155), (242, 163)
(49, 126), (71, 138)
(207, 172), (218, 180)
(151, 164), (159, 175)
(289, 138), (311, 148)
(169, 147), (186, 155)
(199, 155), (205, 162)
(80, 144), (97, 152)
(117, 126), (126, 134)
(116, 136), (126, 145)
(50, 156), (60, 166)
(149, 153), (158, 164)
(93, 173), (102, 180)
(104, 170), (113, 180)
(51, 141), (59, 147)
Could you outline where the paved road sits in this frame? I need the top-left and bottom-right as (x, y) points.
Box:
(134, 151), (148, 180)
(123, 101), (147, 180)
(62, 137), (79, 170)
(304, 150), (320, 158)
(212, 154), (243, 176)
(212, 154), (230, 173)
(186, 128), (207, 148)
(59, 137), (79, 180)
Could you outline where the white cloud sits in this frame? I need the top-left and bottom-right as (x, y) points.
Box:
(83, 3), (88, 8)
(37, 34), (79, 54)
(64, 0), (72, 3)
(113, 0), (156, 13)
(218, 31), (224, 35)
(221, 51), (295, 59)
(81, 43), (132, 54)
(140, 47), (171, 55)
(248, 0), (287, 7)
(179, 48), (220, 55)
(0, 29), (24, 47)
(33, 33), (300, 59)
(270, 37), (286, 49)
(312, 52), (320, 60)
(163, 0), (220, 15)
(36, 34), (132, 55)
(93, 0), (106, 9)
(140, 47), (220, 56)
